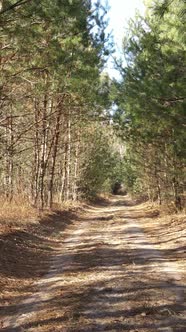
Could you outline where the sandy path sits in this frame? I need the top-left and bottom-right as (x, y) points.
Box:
(2, 196), (185, 332)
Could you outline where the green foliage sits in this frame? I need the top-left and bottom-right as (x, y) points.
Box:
(0, 0), (115, 205)
(112, 0), (185, 209)
(79, 124), (122, 198)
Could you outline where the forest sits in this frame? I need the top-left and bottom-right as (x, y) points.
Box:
(0, 1), (186, 331)
(0, 0), (185, 210)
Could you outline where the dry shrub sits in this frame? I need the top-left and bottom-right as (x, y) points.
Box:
(0, 195), (38, 224)
(54, 200), (82, 211)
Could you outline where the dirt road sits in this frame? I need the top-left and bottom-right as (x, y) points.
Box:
(2, 196), (186, 331)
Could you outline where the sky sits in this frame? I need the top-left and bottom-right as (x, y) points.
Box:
(105, 0), (145, 78)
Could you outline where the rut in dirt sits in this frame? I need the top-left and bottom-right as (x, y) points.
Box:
(2, 196), (186, 332)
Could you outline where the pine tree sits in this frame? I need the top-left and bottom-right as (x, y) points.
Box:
(112, 0), (185, 209)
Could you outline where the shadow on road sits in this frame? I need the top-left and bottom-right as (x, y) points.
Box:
(1, 196), (185, 331)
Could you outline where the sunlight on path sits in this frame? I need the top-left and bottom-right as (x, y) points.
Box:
(3, 196), (185, 332)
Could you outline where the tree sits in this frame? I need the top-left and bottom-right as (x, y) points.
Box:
(112, 0), (185, 209)
(0, 0), (114, 207)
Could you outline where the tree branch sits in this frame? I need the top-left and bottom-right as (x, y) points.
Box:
(0, 0), (31, 15)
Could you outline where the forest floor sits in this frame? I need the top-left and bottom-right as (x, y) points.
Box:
(0, 195), (185, 332)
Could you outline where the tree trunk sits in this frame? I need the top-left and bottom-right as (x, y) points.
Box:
(72, 128), (80, 201)
(5, 112), (14, 201)
(33, 98), (40, 206)
(66, 109), (71, 200)
(39, 94), (48, 209)
(172, 176), (182, 211)
(48, 99), (61, 208)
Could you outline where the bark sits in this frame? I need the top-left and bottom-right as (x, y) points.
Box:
(33, 98), (40, 206)
(39, 94), (48, 209)
(172, 176), (182, 211)
(48, 99), (61, 208)
(72, 128), (80, 201)
(65, 109), (71, 201)
(5, 112), (14, 201)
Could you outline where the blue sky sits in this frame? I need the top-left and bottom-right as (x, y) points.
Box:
(105, 0), (145, 78)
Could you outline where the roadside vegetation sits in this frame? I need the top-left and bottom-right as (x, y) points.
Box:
(0, 2), (185, 330)
(0, 0), (185, 217)
(111, 0), (185, 211)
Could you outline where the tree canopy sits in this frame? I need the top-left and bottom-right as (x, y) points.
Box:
(0, 0), (185, 210)
(112, 0), (185, 209)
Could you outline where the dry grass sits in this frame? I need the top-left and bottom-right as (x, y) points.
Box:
(54, 199), (82, 211)
(0, 199), (80, 331)
(0, 196), (83, 225)
(0, 195), (38, 224)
